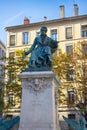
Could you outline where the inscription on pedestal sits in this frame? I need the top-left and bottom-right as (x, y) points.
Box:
(31, 100), (43, 106)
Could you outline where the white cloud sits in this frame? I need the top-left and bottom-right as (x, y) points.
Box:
(5, 11), (24, 25)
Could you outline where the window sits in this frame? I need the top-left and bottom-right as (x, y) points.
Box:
(51, 29), (57, 40)
(82, 62), (87, 80)
(2, 50), (4, 57)
(67, 89), (75, 104)
(9, 52), (15, 57)
(0, 65), (5, 80)
(8, 66), (16, 82)
(10, 35), (15, 46)
(81, 25), (87, 37)
(9, 72), (15, 83)
(66, 45), (73, 55)
(8, 93), (15, 106)
(66, 27), (72, 39)
(9, 52), (15, 62)
(66, 64), (74, 81)
(23, 32), (28, 44)
(36, 32), (40, 36)
(82, 44), (87, 55)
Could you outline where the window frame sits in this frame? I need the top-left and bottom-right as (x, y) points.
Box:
(67, 89), (75, 104)
(36, 31), (40, 36)
(82, 43), (87, 55)
(82, 62), (87, 80)
(9, 52), (15, 62)
(10, 35), (15, 46)
(23, 32), (29, 45)
(8, 92), (15, 106)
(66, 45), (73, 55)
(66, 64), (74, 81)
(51, 29), (57, 40)
(66, 27), (72, 39)
(81, 25), (87, 37)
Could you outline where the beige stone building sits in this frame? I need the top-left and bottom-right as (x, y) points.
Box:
(5, 5), (87, 56)
(5, 4), (87, 129)
(0, 40), (6, 117)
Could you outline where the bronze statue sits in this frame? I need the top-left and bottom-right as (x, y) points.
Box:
(24, 26), (58, 71)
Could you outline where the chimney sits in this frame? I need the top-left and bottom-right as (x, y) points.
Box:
(44, 16), (47, 21)
(24, 17), (30, 24)
(74, 4), (78, 16)
(59, 5), (65, 18)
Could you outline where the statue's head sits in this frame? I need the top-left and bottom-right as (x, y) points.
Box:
(40, 26), (47, 35)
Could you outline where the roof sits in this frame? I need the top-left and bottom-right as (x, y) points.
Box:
(5, 14), (87, 31)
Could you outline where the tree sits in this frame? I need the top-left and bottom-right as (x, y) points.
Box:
(52, 41), (87, 117)
(52, 49), (73, 106)
(4, 49), (28, 113)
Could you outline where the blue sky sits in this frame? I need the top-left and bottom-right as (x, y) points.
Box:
(0, 0), (87, 45)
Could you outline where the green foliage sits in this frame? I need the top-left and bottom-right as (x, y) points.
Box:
(52, 49), (72, 79)
(52, 41), (87, 109)
(4, 49), (28, 109)
(52, 49), (72, 106)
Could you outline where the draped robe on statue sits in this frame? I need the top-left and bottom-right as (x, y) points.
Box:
(28, 35), (58, 68)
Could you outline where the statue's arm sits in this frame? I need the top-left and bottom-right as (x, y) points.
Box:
(49, 38), (59, 53)
(24, 38), (37, 56)
(52, 39), (59, 46)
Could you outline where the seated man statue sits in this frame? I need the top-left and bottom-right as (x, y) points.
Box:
(24, 26), (58, 70)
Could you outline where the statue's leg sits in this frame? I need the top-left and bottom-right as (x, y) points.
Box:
(29, 51), (36, 67)
(29, 60), (35, 68)
(42, 57), (46, 66)
(46, 55), (52, 67)
(38, 54), (44, 60)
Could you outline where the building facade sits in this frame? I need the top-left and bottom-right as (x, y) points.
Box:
(5, 5), (87, 129)
(0, 40), (6, 117)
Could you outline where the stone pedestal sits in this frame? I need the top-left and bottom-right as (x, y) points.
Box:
(18, 71), (60, 130)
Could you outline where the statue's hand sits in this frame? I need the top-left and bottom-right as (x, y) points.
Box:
(24, 50), (30, 56)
